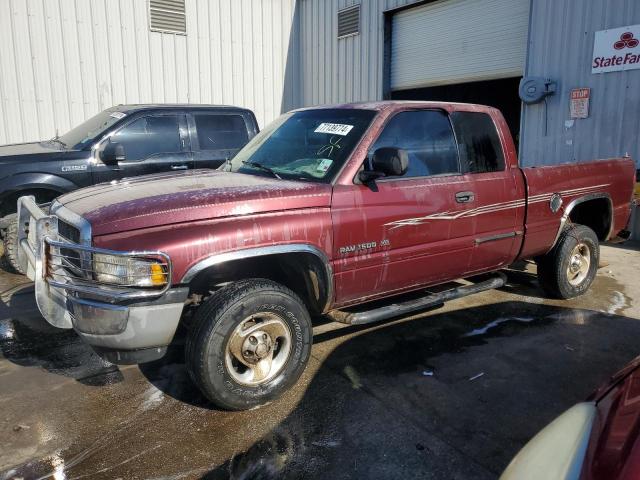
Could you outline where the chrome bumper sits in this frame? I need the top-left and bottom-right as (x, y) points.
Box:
(16, 197), (181, 345)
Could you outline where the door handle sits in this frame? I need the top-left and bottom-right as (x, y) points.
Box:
(171, 165), (189, 170)
(455, 191), (475, 203)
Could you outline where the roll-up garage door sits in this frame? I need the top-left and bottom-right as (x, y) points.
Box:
(390, 0), (530, 90)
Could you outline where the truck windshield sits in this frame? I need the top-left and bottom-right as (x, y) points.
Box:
(57, 109), (126, 149)
(227, 109), (376, 183)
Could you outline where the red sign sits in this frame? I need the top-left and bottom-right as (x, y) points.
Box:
(614, 32), (640, 50)
(570, 88), (590, 119)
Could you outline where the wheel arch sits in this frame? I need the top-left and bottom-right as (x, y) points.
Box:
(549, 193), (613, 251)
(180, 245), (334, 314)
(0, 173), (77, 216)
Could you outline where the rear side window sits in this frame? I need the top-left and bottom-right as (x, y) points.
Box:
(112, 115), (182, 161)
(450, 112), (505, 173)
(370, 110), (459, 178)
(194, 114), (249, 150)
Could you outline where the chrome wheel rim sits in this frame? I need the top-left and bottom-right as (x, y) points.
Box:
(225, 312), (292, 386)
(566, 243), (591, 286)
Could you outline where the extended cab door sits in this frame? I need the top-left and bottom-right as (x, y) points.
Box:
(331, 109), (479, 306)
(188, 111), (256, 169)
(92, 113), (191, 182)
(449, 110), (524, 272)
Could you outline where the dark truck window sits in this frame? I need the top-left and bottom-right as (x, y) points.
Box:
(370, 110), (459, 178)
(112, 115), (182, 161)
(194, 114), (249, 150)
(451, 112), (505, 173)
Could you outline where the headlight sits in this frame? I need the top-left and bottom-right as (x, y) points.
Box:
(93, 253), (168, 287)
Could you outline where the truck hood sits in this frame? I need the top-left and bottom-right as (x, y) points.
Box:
(57, 170), (333, 236)
(0, 141), (66, 157)
(0, 141), (77, 166)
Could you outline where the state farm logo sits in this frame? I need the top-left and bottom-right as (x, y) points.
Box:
(614, 32), (639, 50)
(593, 25), (640, 73)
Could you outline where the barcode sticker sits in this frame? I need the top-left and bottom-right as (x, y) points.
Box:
(110, 112), (126, 119)
(316, 159), (333, 172)
(314, 123), (354, 136)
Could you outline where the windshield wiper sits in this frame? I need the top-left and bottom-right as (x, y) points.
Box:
(241, 160), (281, 179)
(49, 137), (67, 148)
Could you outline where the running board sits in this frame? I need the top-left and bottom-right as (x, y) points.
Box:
(327, 273), (507, 326)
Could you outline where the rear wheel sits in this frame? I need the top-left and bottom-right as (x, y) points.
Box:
(185, 279), (312, 410)
(537, 224), (599, 299)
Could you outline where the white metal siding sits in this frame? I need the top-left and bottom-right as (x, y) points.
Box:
(0, 0), (299, 145)
(390, 0), (530, 90)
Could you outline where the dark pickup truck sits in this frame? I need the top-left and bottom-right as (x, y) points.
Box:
(0, 104), (258, 270)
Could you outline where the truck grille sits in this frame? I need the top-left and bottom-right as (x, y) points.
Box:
(58, 220), (80, 243)
(57, 220), (83, 274)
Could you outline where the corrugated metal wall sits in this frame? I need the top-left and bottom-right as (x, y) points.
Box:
(520, 0), (640, 167)
(0, 0), (299, 145)
(4, 0), (638, 168)
(298, 0), (414, 107)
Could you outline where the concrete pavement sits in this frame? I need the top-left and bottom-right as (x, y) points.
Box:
(1, 243), (639, 479)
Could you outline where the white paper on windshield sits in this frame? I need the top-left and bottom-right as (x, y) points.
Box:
(316, 159), (333, 173)
(110, 112), (126, 119)
(314, 123), (353, 136)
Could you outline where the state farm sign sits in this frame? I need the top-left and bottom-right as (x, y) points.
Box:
(592, 24), (640, 74)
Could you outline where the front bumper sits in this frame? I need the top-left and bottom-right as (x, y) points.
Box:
(67, 288), (188, 363)
(16, 196), (186, 363)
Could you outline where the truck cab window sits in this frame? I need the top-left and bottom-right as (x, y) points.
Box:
(370, 110), (459, 178)
(451, 112), (505, 173)
(194, 114), (249, 150)
(112, 115), (181, 161)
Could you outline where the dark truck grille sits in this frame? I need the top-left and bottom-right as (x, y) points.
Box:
(57, 220), (83, 273)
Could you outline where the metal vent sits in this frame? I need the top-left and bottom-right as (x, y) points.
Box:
(149, 0), (186, 35)
(338, 5), (360, 38)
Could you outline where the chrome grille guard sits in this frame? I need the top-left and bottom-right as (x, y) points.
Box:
(16, 196), (172, 329)
(45, 238), (172, 299)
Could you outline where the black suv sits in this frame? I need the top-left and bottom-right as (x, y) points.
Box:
(0, 104), (258, 271)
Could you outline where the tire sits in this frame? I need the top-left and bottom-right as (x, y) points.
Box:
(537, 225), (599, 299)
(2, 214), (23, 274)
(185, 279), (313, 410)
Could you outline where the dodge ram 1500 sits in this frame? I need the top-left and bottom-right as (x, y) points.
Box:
(16, 101), (635, 410)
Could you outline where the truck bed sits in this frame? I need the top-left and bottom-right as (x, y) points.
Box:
(518, 157), (636, 260)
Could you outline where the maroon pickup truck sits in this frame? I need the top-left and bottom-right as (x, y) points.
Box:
(16, 101), (635, 410)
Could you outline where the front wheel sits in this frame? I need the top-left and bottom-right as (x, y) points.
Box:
(185, 279), (312, 410)
(1, 214), (23, 274)
(537, 224), (599, 299)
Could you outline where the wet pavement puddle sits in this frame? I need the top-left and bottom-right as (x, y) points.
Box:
(2, 278), (640, 479)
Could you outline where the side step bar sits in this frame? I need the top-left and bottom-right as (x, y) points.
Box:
(328, 273), (507, 326)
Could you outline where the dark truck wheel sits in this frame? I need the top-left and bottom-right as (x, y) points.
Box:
(2, 202), (51, 275)
(1, 214), (23, 274)
(186, 279), (312, 410)
(537, 225), (599, 299)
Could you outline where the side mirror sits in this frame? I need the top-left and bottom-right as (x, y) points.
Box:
(358, 147), (409, 184)
(100, 141), (126, 165)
